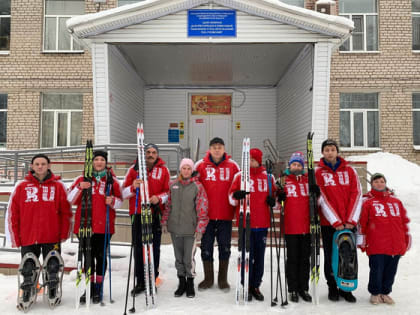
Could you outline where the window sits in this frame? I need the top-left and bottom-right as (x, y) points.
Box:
(0, 94), (7, 148)
(41, 94), (83, 147)
(413, 0), (420, 50)
(44, 0), (84, 52)
(340, 93), (379, 149)
(118, 0), (146, 6)
(413, 93), (420, 146)
(339, 0), (378, 52)
(0, 0), (10, 51)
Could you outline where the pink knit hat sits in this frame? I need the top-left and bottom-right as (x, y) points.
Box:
(179, 158), (194, 171)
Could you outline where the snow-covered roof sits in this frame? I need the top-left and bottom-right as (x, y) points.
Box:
(67, 0), (353, 40)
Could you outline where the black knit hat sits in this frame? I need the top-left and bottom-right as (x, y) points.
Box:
(31, 154), (50, 164)
(209, 137), (225, 146)
(321, 139), (339, 153)
(370, 173), (386, 184)
(93, 150), (108, 163)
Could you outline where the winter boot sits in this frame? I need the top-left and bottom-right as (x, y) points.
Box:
(130, 281), (145, 297)
(250, 287), (264, 301)
(339, 289), (356, 303)
(370, 294), (382, 305)
(186, 277), (195, 298)
(290, 291), (299, 303)
(298, 290), (312, 302)
(79, 282), (94, 305)
(198, 261), (214, 290)
(328, 286), (339, 301)
(217, 260), (230, 291)
(380, 294), (395, 305)
(174, 276), (186, 297)
(92, 283), (101, 304)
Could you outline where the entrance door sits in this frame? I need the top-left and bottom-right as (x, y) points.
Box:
(189, 93), (232, 160)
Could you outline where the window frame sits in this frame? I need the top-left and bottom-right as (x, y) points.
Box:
(339, 93), (381, 150)
(40, 94), (83, 148)
(0, 1), (11, 54)
(339, 0), (379, 53)
(413, 2), (420, 52)
(0, 94), (7, 149)
(413, 93), (420, 149)
(279, 0), (305, 7)
(42, 0), (84, 53)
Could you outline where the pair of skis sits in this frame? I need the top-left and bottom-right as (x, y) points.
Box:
(76, 140), (93, 309)
(307, 132), (321, 305)
(124, 123), (156, 314)
(17, 250), (64, 312)
(235, 137), (251, 304)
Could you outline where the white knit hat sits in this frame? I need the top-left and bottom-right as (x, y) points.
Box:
(179, 158), (194, 171)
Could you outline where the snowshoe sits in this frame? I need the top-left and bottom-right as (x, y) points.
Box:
(332, 229), (358, 292)
(42, 250), (64, 309)
(17, 252), (41, 312)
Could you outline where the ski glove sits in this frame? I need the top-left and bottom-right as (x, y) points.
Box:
(266, 196), (276, 207)
(233, 190), (249, 200)
(309, 184), (321, 197)
(277, 190), (287, 202)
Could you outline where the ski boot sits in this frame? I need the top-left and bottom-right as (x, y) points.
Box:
(42, 250), (64, 309)
(17, 252), (41, 313)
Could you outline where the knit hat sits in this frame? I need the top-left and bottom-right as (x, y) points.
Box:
(145, 143), (159, 155)
(31, 154), (50, 164)
(250, 148), (263, 165)
(179, 158), (194, 171)
(209, 137), (225, 146)
(93, 150), (108, 163)
(289, 151), (305, 167)
(370, 173), (386, 184)
(321, 138), (339, 153)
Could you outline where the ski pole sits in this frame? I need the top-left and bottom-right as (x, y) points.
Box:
(266, 160), (276, 307)
(280, 200), (288, 306)
(101, 178), (112, 306)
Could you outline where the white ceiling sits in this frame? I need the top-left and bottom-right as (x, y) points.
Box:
(116, 43), (307, 87)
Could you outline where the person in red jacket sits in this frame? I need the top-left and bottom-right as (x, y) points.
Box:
(8, 154), (72, 258)
(194, 137), (240, 291)
(228, 148), (275, 301)
(122, 144), (170, 295)
(277, 151), (315, 303)
(359, 173), (411, 305)
(315, 139), (362, 303)
(68, 150), (122, 304)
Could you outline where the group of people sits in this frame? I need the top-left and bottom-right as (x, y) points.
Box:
(6, 136), (411, 309)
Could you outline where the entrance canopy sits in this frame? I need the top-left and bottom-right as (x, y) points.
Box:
(67, 0), (353, 163)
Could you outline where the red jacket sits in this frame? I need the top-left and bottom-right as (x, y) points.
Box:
(8, 171), (72, 248)
(282, 172), (310, 235)
(122, 157), (170, 215)
(359, 189), (411, 256)
(68, 168), (122, 235)
(195, 152), (240, 221)
(315, 157), (362, 228)
(228, 166), (276, 228)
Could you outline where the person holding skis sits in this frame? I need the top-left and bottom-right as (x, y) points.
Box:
(315, 139), (362, 303)
(161, 158), (209, 298)
(68, 150), (122, 304)
(122, 143), (170, 296)
(194, 137), (240, 291)
(359, 173), (411, 305)
(228, 148), (275, 301)
(8, 154), (72, 309)
(277, 151), (316, 303)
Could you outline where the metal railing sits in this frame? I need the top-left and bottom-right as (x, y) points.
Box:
(0, 143), (190, 185)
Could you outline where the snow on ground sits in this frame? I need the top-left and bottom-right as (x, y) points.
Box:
(1, 152), (420, 314)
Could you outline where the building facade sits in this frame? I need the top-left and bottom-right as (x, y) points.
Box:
(0, 0), (419, 165)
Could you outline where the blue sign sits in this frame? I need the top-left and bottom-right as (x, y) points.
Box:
(188, 10), (236, 37)
(168, 129), (180, 143)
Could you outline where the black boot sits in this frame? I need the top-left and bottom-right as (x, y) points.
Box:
(290, 291), (299, 303)
(92, 283), (101, 304)
(130, 281), (145, 297)
(174, 276), (186, 297)
(186, 278), (195, 298)
(250, 287), (264, 301)
(298, 290), (312, 302)
(339, 289), (357, 303)
(328, 286), (339, 301)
